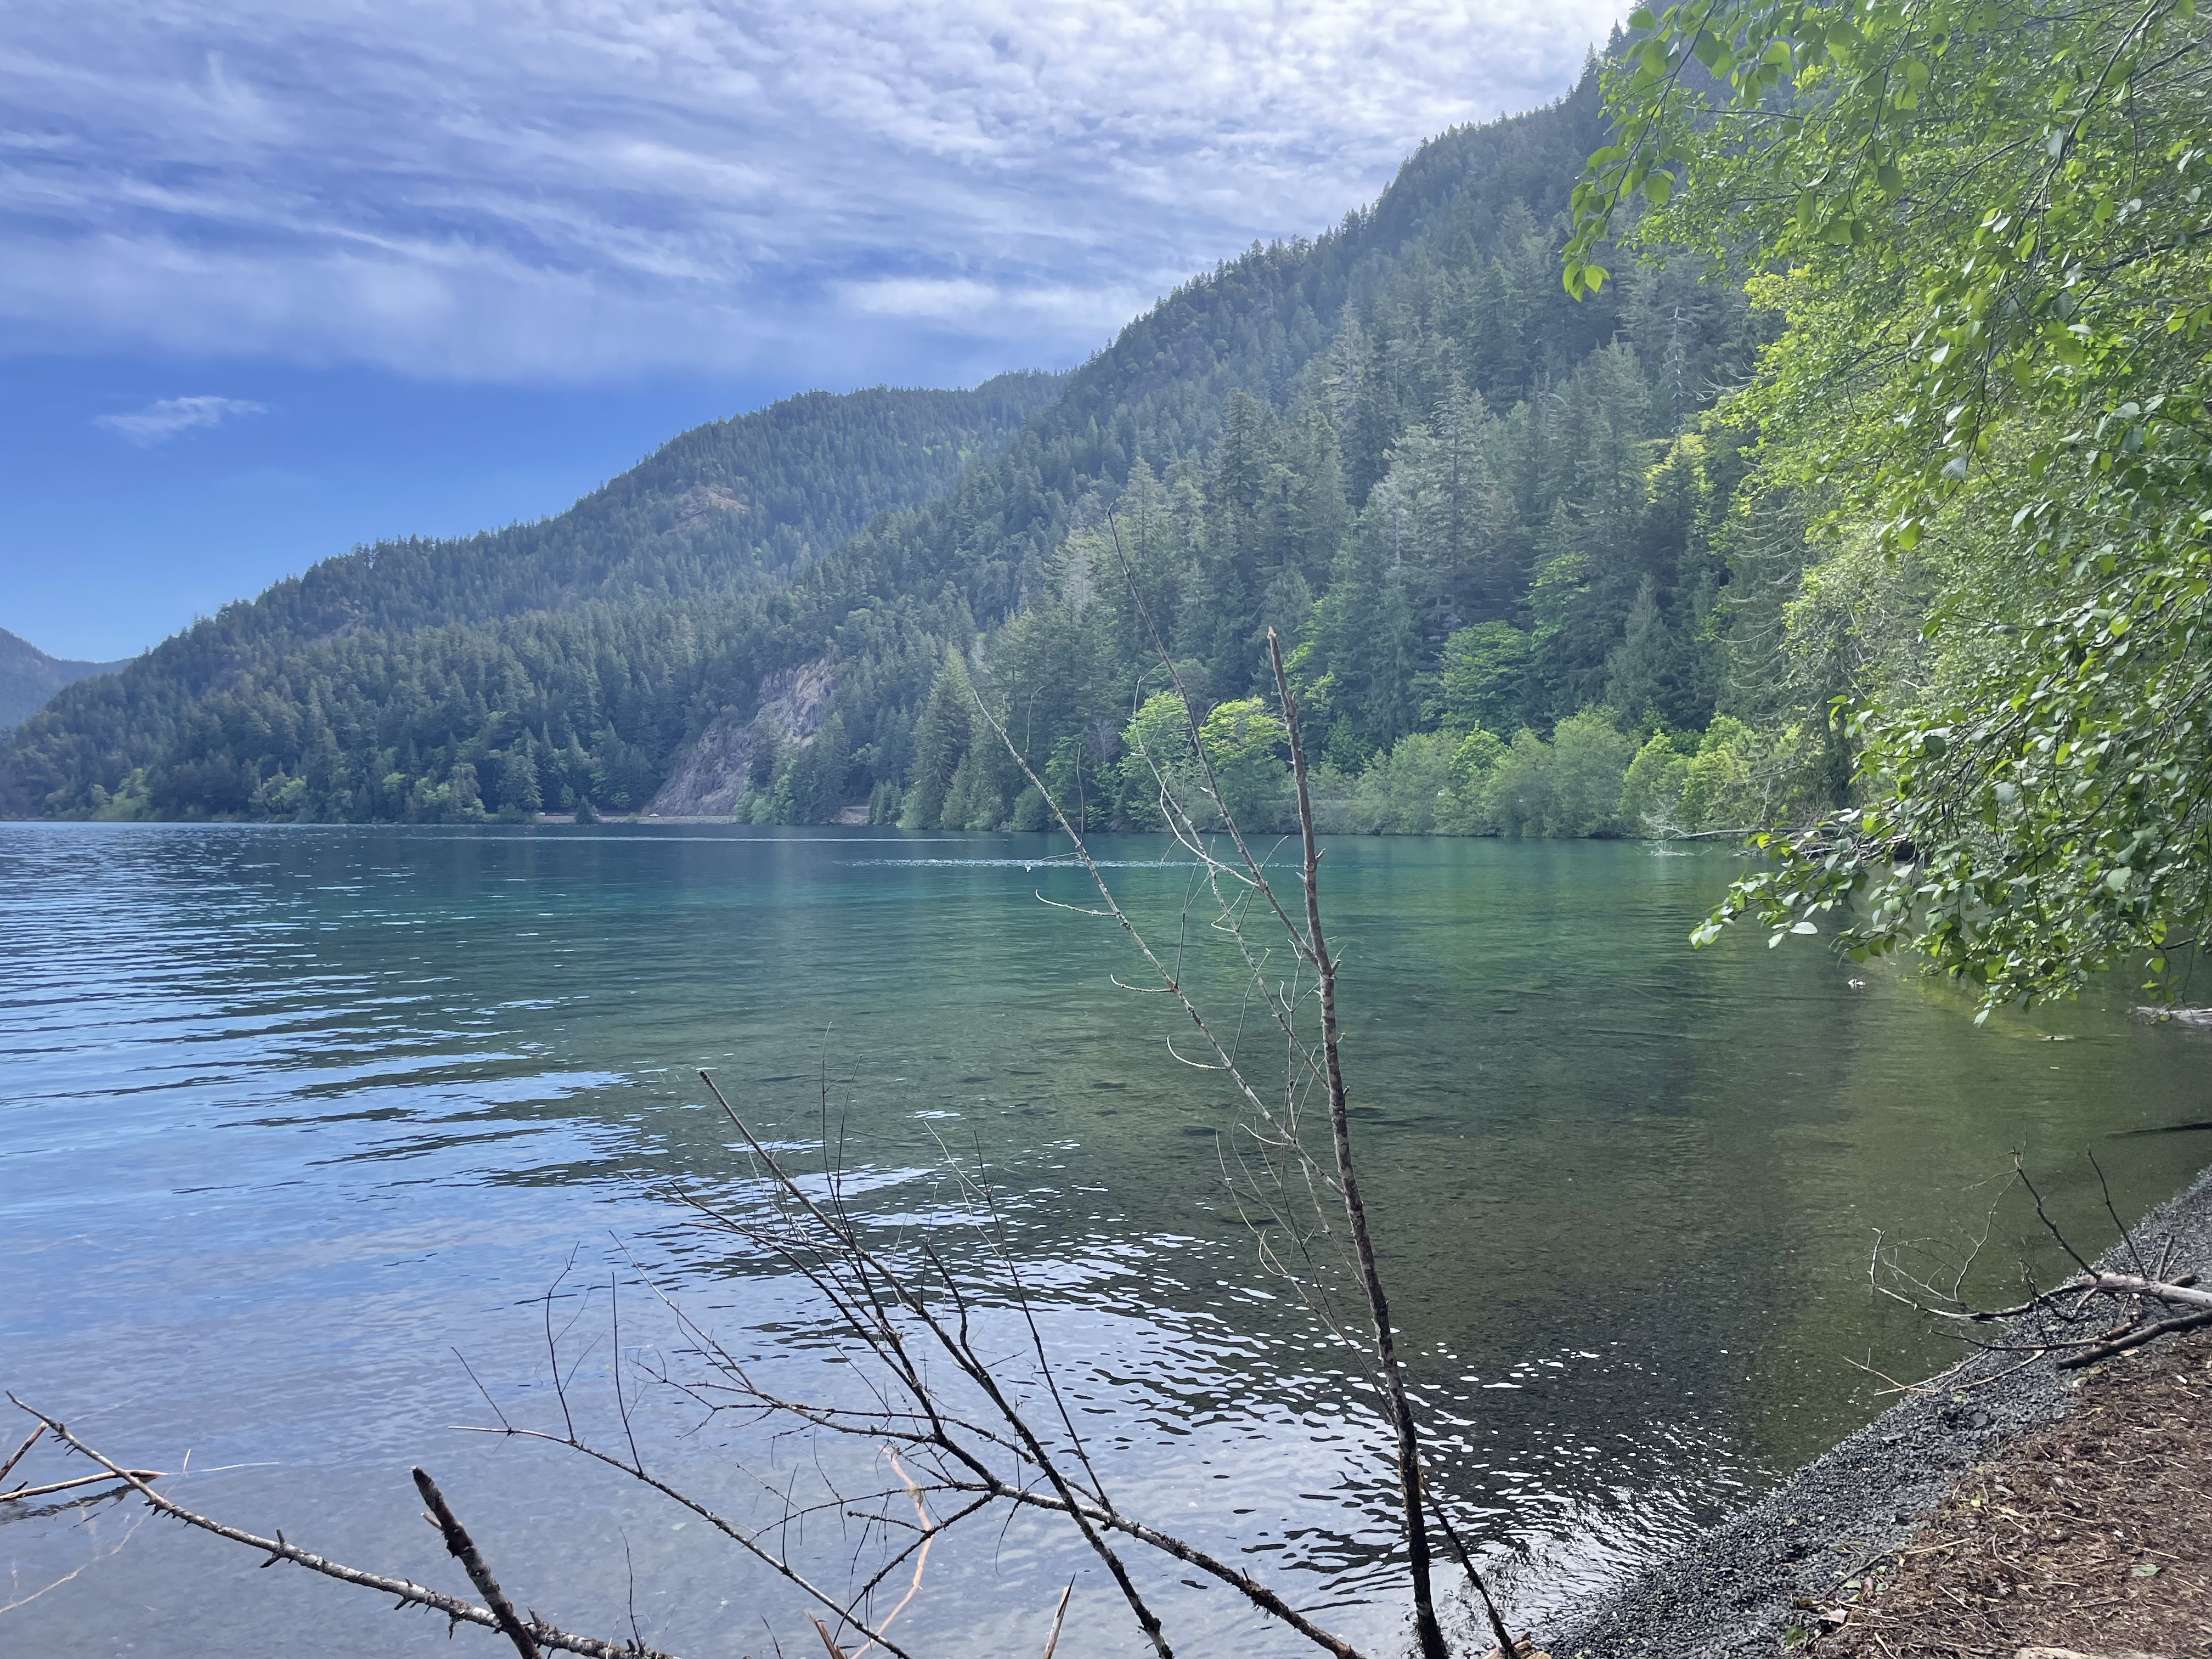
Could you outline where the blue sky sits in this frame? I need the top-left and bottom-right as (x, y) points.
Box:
(3, 0), (1622, 662)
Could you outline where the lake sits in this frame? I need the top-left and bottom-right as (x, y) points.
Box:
(4, 822), (2207, 1657)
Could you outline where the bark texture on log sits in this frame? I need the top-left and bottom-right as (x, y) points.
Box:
(413, 1466), (543, 1659)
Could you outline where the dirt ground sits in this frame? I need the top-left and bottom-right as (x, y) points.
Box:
(1804, 1331), (2212, 1659)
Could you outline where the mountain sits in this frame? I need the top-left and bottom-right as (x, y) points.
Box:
(8, 58), (1809, 836)
(2, 375), (1061, 816)
(0, 631), (131, 730)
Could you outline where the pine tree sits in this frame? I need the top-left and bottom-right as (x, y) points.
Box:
(498, 749), (543, 816)
(901, 649), (974, 829)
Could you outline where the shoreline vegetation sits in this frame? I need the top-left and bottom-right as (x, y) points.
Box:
(31, 704), (1795, 847)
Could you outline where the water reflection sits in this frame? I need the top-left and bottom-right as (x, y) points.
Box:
(3, 822), (2207, 1657)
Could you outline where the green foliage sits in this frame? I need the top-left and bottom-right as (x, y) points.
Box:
(1197, 697), (1292, 829)
(1578, 0), (2212, 1004)
(1301, 714), (1643, 837)
(1438, 622), (1533, 732)
(1311, 730), (1463, 834)
(1486, 708), (1641, 837)
(1115, 692), (1200, 831)
(1617, 715), (1830, 834)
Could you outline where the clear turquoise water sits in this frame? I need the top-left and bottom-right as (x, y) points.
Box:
(3, 822), (2206, 1657)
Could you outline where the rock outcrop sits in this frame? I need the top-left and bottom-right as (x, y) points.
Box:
(645, 656), (834, 817)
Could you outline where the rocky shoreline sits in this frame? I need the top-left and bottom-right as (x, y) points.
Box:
(1539, 1161), (2212, 1659)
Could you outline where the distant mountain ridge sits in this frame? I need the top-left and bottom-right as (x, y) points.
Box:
(1, 374), (1062, 815)
(0, 631), (130, 730)
(7, 55), (1785, 834)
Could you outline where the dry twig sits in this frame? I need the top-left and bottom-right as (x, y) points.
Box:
(6, 1397), (686, 1659)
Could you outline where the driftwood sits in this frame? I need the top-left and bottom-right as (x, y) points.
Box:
(1, 1422), (167, 1505)
(1871, 1155), (2212, 1374)
(6, 1399), (687, 1659)
(413, 1466), (543, 1659)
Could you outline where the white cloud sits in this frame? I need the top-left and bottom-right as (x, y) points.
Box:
(2, 0), (1624, 383)
(94, 393), (269, 444)
(838, 276), (1139, 330)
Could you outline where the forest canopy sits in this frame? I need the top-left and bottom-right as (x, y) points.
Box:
(1567, 0), (2211, 1005)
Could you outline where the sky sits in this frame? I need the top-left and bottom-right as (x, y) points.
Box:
(3, 0), (1623, 662)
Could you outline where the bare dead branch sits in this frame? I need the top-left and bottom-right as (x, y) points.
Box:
(413, 1466), (544, 1659)
(1426, 1485), (1517, 1659)
(695, 1071), (1177, 1659)
(2015, 1155), (2097, 1276)
(1870, 1156), (2212, 1383)
(2053, 1306), (2212, 1368)
(7, 1398), (685, 1659)
(1268, 627), (1449, 1659)
(1, 1469), (169, 1503)
(943, 1475), (1369, 1659)
(1040, 1579), (1074, 1659)
(445, 1421), (928, 1659)
(0, 1424), (43, 1489)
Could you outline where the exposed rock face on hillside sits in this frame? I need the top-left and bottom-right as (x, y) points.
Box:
(663, 484), (748, 534)
(646, 656), (835, 816)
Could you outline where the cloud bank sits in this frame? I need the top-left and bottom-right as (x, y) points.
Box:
(93, 394), (268, 444)
(4, 0), (1623, 384)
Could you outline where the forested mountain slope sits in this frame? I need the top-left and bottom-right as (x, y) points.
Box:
(650, 52), (1780, 837)
(0, 631), (131, 730)
(1, 376), (1059, 815)
(9, 54), (1811, 833)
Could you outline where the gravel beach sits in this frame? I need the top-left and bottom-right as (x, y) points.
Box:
(1539, 1160), (2212, 1659)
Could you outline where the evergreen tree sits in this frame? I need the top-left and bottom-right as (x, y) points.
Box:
(498, 749), (543, 817)
(901, 650), (975, 830)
